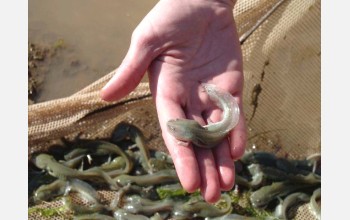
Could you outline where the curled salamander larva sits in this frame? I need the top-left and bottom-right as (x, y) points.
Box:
(167, 83), (240, 148)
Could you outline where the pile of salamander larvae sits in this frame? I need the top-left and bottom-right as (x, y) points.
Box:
(29, 122), (321, 220)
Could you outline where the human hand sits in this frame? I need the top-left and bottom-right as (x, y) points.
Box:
(100, 0), (247, 203)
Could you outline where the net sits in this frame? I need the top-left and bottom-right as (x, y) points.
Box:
(28, 0), (321, 219)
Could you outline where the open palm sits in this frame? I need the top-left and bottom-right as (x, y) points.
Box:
(101, 0), (247, 203)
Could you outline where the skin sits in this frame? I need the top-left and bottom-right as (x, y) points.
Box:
(306, 153), (321, 174)
(62, 140), (134, 177)
(63, 196), (106, 215)
(100, 156), (126, 171)
(167, 83), (240, 148)
(33, 153), (118, 190)
(60, 154), (85, 169)
(113, 169), (179, 186)
(122, 195), (174, 216)
(33, 179), (67, 202)
(249, 181), (317, 209)
(234, 174), (251, 188)
(73, 213), (116, 220)
(242, 151), (320, 176)
(86, 141), (134, 177)
(33, 177), (109, 215)
(309, 188), (321, 220)
(178, 194), (232, 218)
(207, 214), (259, 220)
(149, 151), (175, 172)
(110, 184), (158, 211)
(66, 178), (101, 204)
(247, 164), (318, 187)
(289, 173), (321, 185)
(240, 151), (278, 167)
(100, 0), (247, 203)
(274, 192), (310, 220)
(112, 122), (153, 173)
(154, 151), (173, 164)
(63, 179), (108, 215)
(114, 209), (164, 220)
(64, 148), (89, 161)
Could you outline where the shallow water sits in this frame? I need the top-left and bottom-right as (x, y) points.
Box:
(29, 0), (158, 102)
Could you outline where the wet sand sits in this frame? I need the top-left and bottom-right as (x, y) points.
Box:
(29, 0), (158, 102)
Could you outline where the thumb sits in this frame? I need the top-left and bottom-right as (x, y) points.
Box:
(100, 29), (159, 101)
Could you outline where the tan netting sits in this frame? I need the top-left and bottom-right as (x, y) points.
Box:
(28, 0), (320, 219)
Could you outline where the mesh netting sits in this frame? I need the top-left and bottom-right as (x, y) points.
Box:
(28, 0), (320, 219)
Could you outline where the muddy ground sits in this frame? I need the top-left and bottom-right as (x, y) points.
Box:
(28, 41), (65, 104)
(28, 0), (158, 104)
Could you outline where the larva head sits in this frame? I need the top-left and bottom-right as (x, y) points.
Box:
(166, 119), (200, 141)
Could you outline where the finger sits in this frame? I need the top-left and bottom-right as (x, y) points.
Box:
(207, 108), (235, 191)
(185, 109), (221, 202)
(100, 29), (160, 101)
(213, 140), (235, 191)
(156, 97), (201, 193)
(195, 147), (221, 203)
(230, 96), (247, 160)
